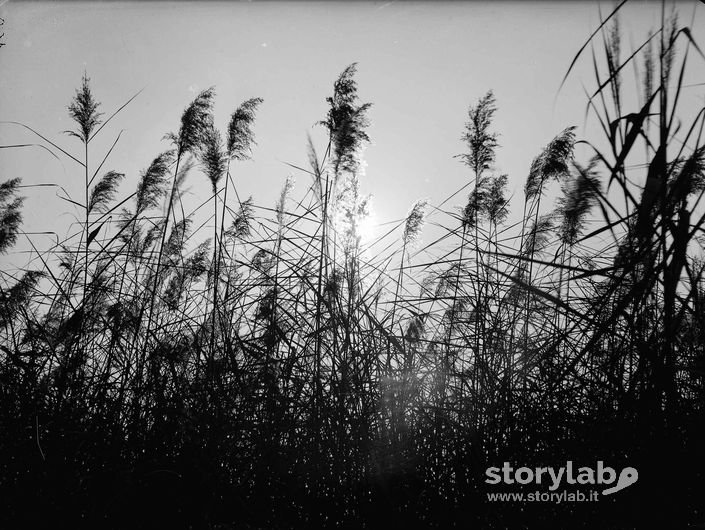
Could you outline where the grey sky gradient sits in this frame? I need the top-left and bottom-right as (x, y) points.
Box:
(1, 1), (701, 271)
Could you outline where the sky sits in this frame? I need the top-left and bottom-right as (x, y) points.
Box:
(0, 0), (702, 272)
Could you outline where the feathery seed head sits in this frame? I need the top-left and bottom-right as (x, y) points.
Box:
(169, 87), (215, 155)
(66, 74), (102, 143)
(460, 90), (498, 179)
(136, 151), (174, 215)
(89, 171), (124, 214)
(558, 158), (601, 246)
(403, 199), (429, 247)
(199, 124), (227, 194)
(524, 126), (576, 201)
(227, 197), (255, 242)
(322, 63), (372, 175)
(0, 178), (24, 254)
(227, 97), (263, 161)
(275, 176), (295, 230)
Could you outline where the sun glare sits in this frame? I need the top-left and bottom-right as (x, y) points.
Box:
(357, 210), (377, 248)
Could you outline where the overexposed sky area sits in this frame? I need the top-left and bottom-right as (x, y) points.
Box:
(0, 1), (702, 271)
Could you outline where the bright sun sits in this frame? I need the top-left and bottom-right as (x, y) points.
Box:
(357, 211), (377, 248)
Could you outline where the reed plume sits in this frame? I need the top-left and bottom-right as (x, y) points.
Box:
(0, 178), (24, 254)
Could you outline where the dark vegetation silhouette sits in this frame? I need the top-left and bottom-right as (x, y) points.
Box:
(1, 4), (705, 528)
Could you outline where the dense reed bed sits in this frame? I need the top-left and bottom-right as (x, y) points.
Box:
(1, 4), (705, 528)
